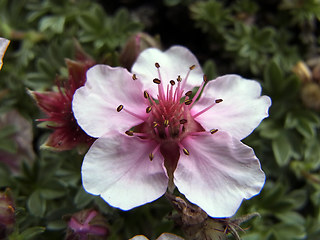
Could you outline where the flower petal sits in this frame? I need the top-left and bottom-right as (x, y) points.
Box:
(72, 65), (149, 138)
(0, 38), (10, 70)
(174, 131), (265, 218)
(132, 46), (203, 96)
(157, 233), (185, 240)
(129, 236), (149, 240)
(82, 131), (168, 211)
(192, 74), (271, 140)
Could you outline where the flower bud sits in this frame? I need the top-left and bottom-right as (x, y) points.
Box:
(301, 82), (320, 111)
(0, 188), (15, 239)
(292, 61), (312, 83)
(65, 209), (109, 240)
(119, 32), (161, 70)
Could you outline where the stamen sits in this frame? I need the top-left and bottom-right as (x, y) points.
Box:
(185, 90), (193, 97)
(210, 129), (218, 134)
(132, 74), (137, 80)
(149, 144), (161, 161)
(184, 99), (193, 105)
(164, 119), (169, 127)
(144, 90), (149, 99)
(152, 121), (158, 128)
(183, 148), (190, 155)
(179, 119), (187, 124)
(192, 100), (221, 118)
(170, 80), (175, 86)
(125, 130), (134, 136)
(153, 78), (161, 84)
(177, 75), (182, 82)
(189, 64), (196, 70)
(154, 62), (166, 100)
(146, 106), (152, 113)
(188, 75), (209, 108)
(125, 130), (148, 137)
(117, 105), (124, 112)
(178, 143), (190, 156)
(123, 108), (146, 121)
(203, 74), (208, 82)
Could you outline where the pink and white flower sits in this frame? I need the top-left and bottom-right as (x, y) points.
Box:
(0, 37), (10, 70)
(72, 46), (271, 218)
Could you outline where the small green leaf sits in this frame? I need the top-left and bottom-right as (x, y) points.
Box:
(74, 187), (94, 208)
(39, 15), (66, 34)
(272, 133), (292, 166)
(27, 191), (46, 217)
(19, 227), (46, 240)
(264, 60), (283, 94)
(46, 220), (66, 231)
(203, 59), (218, 80)
(296, 118), (315, 138)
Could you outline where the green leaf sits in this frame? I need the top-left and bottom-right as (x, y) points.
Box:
(203, 59), (218, 80)
(296, 118), (315, 138)
(46, 220), (66, 231)
(264, 60), (284, 94)
(39, 15), (66, 34)
(74, 187), (94, 208)
(27, 191), (46, 217)
(272, 133), (292, 166)
(19, 227), (46, 240)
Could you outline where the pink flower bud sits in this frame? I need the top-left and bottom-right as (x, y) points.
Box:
(65, 209), (109, 240)
(120, 32), (161, 70)
(30, 45), (96, 152)
(0, 188), (15, 239)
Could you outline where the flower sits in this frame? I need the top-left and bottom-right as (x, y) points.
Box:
(119, 32), (161, 70)
(130, 233), (184, 240)
(0, 37), (10, 70)
(0, 188), (15, 239)
(0, 110), (35, 173)
(65, 209), (109, 240)
(30, 51), (96, 152)
(72, 46), (271, 217)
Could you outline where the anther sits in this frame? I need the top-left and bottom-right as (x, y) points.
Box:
(155, 62), (160, 68)
(149, 153), (154, 161)
(185, 90), (193, 96)
(146, 106), (152, 113)
(189, 64), (196, 70)
(153, 78), (161, 84)
(125, 130), (134, 136)
(117, 105), (124, 112)
(215, 99), (223, 103)
(182, 148), (190, 155)
(132, 74), (137, 80)
(203, 74), (208, 82)
(164, 119), (169, 127)
(170, 80), (175, 86)
(177, 75), (182, 82)
(152, 122), (158, 128)
(179, 119), (187, 124)
(210, 129), (218, 134)
(185, 99), (193, 105)
(144, 90), (149, 99)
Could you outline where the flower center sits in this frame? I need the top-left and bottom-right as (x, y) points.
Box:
(118, 62), (223, 160)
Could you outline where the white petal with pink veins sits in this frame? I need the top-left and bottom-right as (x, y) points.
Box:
(82, 131), (168, 210)
(192, 74), (271, 140)
(73, 65), (148, 138)
(174, 131), (265, 218)
(132, 46), (203, 97)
